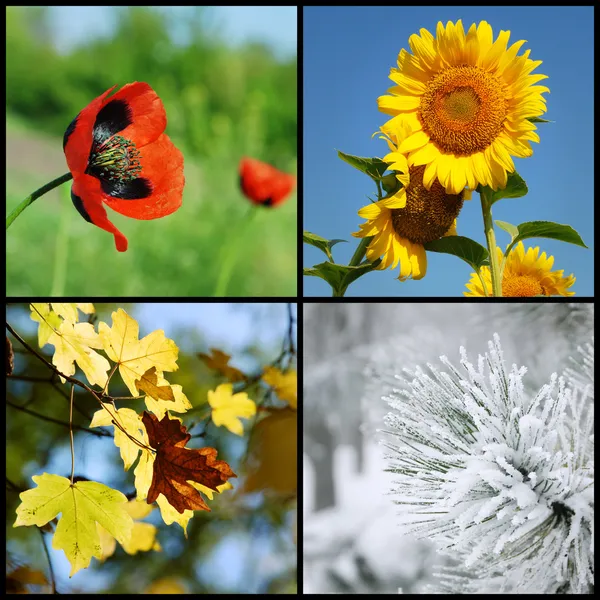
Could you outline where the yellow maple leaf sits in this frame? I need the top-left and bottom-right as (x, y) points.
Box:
(49, 303), (79, 323)
(99, 309), (179, 397)
(144, 382), (192, 419)
(134, 442), (155, 502)
(30, 303), (96, 349)
(244, 408), (297, 495)
(127, 366), (191, 419)
(135, 367), (175, 402)
(14, 474), (133, 577)
(192, 480), (234, 501)
(47, 319), (110, 387)
(145, 577), (188, 594)
(154, 481), (232, 536)
(75, 303), (95, 315)
(97, 499), (161, 559)
(198, 348), (246, 382)
(90, 407), (148, 470)
(30, 303), (63, 348)
(262, 367), (297, 409)
(155, 494), (194, 536)
(208, 383), (256, 436)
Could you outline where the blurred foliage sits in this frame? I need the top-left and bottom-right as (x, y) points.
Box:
(6, 303), (297, 593)
(6, 7), (297, 296)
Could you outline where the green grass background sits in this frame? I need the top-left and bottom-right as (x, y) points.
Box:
(6, 7), (297, 297)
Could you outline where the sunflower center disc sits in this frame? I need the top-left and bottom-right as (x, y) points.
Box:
(88, 134), (142, 182)
(419, 65), (508, 155)
(502, 274), (544, 297)
(391, 165), (464, 244)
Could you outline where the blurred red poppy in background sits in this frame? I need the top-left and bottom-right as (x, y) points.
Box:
(239, 157), (295, 208)
(63, 82), (184, 252)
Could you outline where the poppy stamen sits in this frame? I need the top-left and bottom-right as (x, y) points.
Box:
(89, 134), (142, 182)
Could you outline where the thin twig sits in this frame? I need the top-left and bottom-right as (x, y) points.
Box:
(69, 384), (75, 484)
(6, 322), (98, 394)
(102, 363), (118, 395)
(6, 477), (24, 493)
(51, 381), (93, 421)
(6, 399), (112, 437)
(7, 374), (54, 383)
(6, 322), (153, 452)
(286, 303), (296, 355)
(39, 528), (57, 594)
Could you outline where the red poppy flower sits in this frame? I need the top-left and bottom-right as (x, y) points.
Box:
(239, 157), (295, 208)
(63, 82), (184, 252)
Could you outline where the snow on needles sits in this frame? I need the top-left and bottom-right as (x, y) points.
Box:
(381, 334), (594, 594)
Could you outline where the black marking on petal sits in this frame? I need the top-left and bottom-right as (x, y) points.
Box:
(262, 197), (273, 207)
(63, 113), (80, 150)
(100, 177), (153, 199)
(71, 190), (93, 223)
(92, 99), (133, 146)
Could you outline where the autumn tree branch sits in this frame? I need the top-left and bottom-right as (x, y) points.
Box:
(6, 321), (154, 452)
(6, 398), (112, 437)
(39, 528), (57, 594)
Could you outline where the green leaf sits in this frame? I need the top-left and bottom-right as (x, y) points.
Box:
(14, 473), (133, 577)
(304, 260), (381, 296)
(380, 173), (402, 198)
(303, 231), (347, 262)
(495, 220), (519, 240)
(424, 236), (489, 272)
(337, 150), (389, 181)
(487, 172), (528, 205)
(505, 221), (588, 256)
(527, 116), (552, 124)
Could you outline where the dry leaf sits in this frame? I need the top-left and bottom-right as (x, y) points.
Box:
(142, 411), (236, 513)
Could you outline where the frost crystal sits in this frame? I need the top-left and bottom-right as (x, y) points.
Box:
(382, 334), (594, 594)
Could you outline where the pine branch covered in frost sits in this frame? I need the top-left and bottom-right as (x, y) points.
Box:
(382, 334), (594, 594)
(565, 337), (594, 392)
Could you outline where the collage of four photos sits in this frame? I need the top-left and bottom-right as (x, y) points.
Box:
(5, 5), (594, 595)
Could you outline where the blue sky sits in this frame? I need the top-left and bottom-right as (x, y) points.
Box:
(49, 6), (297, 59)
(304, 6), (594, 297)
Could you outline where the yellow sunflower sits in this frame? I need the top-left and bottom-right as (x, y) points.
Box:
(353, 120), (469, 281)
(378, 20), (549, 194)
(464, 242), (575, 297)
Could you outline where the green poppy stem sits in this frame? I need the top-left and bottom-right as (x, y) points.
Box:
(479, 187), (502, 297)
(214, 206), (258, 296)
(6, 172), (73, 230)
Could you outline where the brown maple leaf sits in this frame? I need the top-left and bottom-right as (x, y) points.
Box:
(142, 411), (236, 513)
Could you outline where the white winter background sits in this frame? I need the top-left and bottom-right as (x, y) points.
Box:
(303, 302), (594, 594)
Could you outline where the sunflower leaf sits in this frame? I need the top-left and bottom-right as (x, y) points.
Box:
(337, 151), (389, 181)
(495, 220), (519, 240)
(526, 116), (552, 124)
(485, 172), (528, 205)
(424, 236), (489, 272)
(505, 221), (588, 256)
(303, 260), (381, 296)
(303, 231), (347, 262)
(381, 173), (402, 198)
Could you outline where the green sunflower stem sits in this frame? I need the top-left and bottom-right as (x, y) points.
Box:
(349, 236), (372, 267)
(6, 172), (73, 230)
(214, 206), (258, 297)
(480, 187), (502, 297)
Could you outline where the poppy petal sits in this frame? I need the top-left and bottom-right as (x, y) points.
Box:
(239, 157), (295, 207)
(64, 85), (118, 175)
(100, 81), (167, 148)
(104, 134), (184, 219)
(71, 177), (128, 252)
